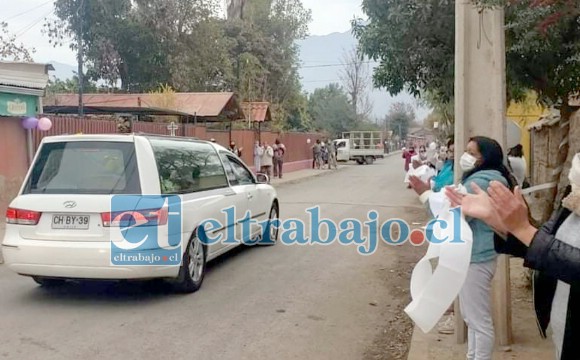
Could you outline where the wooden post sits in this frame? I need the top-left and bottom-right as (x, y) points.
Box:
(454, 1), (512, 346)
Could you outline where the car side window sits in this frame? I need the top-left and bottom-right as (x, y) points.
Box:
(227, 156), (255, 185)
(149, 138), (229, 194)
(219, 152), (239, 186)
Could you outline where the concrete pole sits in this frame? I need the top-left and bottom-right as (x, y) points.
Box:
(454, 1), (512, 348)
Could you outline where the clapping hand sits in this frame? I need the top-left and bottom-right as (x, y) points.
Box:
(445, 182), (508, 236)
(487, 181), (536, 243)
(409, 175), (431, 196)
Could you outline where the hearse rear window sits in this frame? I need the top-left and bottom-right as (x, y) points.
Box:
(23, 141), (141, 194)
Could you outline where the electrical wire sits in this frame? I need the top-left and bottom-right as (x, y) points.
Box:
(14, 9), (55, 39)
(300, 61), (377, 69)
(0, 0), (53, 23)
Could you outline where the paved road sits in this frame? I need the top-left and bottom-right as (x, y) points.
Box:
(0, 155), (427, 360)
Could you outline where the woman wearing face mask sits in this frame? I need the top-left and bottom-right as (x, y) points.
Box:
(405, 146), (429, 188)
(430, 136), (516, 360)
(446, 152), (580, 360)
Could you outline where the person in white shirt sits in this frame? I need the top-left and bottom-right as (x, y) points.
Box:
(260, 141), (274, 181)
(254, 141), (263, 174)
(507, 144), (527, 188)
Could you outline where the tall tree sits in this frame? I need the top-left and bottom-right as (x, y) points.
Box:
(352, 0), (455, 103)
(339, 46), (374, 123)
(384, 102), (416, 140)
(308, 83), (356, 137)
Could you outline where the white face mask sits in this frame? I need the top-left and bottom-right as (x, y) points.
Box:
(460, 153), (478, 172)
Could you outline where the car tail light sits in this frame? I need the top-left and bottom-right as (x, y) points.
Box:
(6, 208), (42, 225)
(101, 207), (168, 227)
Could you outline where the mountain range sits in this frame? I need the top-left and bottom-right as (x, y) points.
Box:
(47, 29), (430, 120)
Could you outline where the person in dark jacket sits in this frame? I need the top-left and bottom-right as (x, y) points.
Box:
(445, 152), (580, 360)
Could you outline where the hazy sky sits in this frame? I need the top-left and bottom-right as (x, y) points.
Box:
(3, 0), (366, 65)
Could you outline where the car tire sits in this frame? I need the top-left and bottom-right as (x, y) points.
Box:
(32, 276), (66, 287)
(260, 203), (279, 246)
(172, 233), (206, 294)
(365, 156), (374, 165)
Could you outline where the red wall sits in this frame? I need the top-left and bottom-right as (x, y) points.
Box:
(31, 116), (325, 170)
(0, 117), (30, 216)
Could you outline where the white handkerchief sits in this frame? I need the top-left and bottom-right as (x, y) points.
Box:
(428, 191), (448, 218)
(404, 202), (473, 333)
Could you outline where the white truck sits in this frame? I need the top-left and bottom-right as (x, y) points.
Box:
(333, 131), (384, 165)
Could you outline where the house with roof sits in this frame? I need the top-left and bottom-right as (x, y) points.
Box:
(43, 92), (246, 124)
(0, 61), (53, 238)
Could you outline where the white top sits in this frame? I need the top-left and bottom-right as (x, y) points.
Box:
(508, 156), (527, 187)
(261, 146), (274, 166)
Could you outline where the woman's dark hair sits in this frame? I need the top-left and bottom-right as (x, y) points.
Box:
(446, 136), (454, 148)
(508, 144), (523, 158)
(462, 136), (517, 189)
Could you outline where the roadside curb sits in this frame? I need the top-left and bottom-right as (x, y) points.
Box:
(271, 166), (348, 187)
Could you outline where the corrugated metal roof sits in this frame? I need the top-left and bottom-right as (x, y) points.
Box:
(0, 68), (50, 90)
(241, 102), (271, 122)
(45, 92), (242, 117)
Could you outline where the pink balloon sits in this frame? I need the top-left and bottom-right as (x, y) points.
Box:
(37, 117), (52, 131)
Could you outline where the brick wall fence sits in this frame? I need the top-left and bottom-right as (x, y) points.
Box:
(30, 116), (325, 171)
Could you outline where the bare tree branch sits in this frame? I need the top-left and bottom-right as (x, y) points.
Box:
(0, 22), (35, 62)
(339, 45), (373, 123)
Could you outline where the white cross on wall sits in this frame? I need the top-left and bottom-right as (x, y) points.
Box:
(167, 122), (179, 136)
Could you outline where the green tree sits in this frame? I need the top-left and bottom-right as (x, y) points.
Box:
(308, 83), (357, 137)
(352, 0), (455, 103)
(384, 102), (416, 140)
(224, 0), (312, 128)
(45, 76), (98, 94)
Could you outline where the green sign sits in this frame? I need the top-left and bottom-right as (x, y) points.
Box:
(0, 92), (38, 117)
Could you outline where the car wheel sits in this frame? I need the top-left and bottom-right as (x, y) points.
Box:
(32, 276), (66, 287)
(260, 203), (279, 246)
(365, 156), (374, 165)
(172, 234), (206, 293)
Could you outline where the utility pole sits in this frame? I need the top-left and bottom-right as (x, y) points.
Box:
(454, 2), (512, 348)
(77, 0), (84, 117)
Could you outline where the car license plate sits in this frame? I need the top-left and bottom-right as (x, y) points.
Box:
(51, 214), (90, 230)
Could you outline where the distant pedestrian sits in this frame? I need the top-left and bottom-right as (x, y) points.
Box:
(229, 141), (242, 157)
(273, 139), (286, 179)
(312, 139), (322, 169)
(403, 146), (416, 172)
(507, 144), (528, 188)
(260, 141), (274, 180)
(254, 141), (263, 173)
(328, 140), (338, 169)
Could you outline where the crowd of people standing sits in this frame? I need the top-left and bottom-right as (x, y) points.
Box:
(404, 137), (539, 360)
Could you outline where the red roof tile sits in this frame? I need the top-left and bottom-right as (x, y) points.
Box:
(45, 92), (241, 117)
(241, 102), (271, 122)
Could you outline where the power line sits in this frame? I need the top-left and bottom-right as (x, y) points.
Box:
(1, 0), (53, 23)
(14, 9), (55, 38)
(302, 79), (343, 83)
(299, 61), (378, 69)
